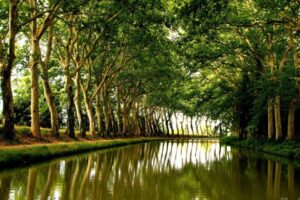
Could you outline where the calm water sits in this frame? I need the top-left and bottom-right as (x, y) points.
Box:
(0, 140), (299, 200)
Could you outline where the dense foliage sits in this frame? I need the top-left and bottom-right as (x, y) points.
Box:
(0, 0), (299, 141)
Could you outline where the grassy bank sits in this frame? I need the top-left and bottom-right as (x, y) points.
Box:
(0, 138), (165, 169)
(221, 136), (300, 159)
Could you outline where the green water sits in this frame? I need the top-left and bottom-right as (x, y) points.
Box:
(0, 140), (299, 200)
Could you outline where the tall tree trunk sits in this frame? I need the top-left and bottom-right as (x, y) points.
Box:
(29, 38), (41, 138)
(95, 94), (103, 136)
(190, 117), (195, 136)
(144, 107), (149, 135)
(287, 98), (297, 140)
(186, 116), (190, 136)
(149, 113), (155, 136)
(199, 117), (204, 135)
(122, 106), (130, 136)
(108, 95), (116, 137)
(180, 114), (185, 135)
(266, 36), (276, 140)
(133, 103), (141, 136)
(29, 0), (41, 138)
(41, 21), (59, 138)
(103, 86), (111, 137)
(74, 72), (85, 137)
(65, 76), (75, 138)
(82, 85), (96, 137)
(274, 96), (282, 140)
(1, 0), (18, 140)
(86, 102), (96, 137)
(116, 88), (122, 135)
(104, 100), (111, 137)
(174, 113), (179, 135)
(1, 69), (15, 140)
(268, 100), (274, 139)
(164, 111), (170, 136)
(196, 116), (201, 136)
(42, 77), (60, 138)
(154, 112), (161, 135)
(287, 31), (299, 140)
(205, 117), (210, 136)
(167, 111), (174, 136)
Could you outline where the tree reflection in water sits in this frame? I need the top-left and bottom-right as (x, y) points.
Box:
(0, 140), (299, 200)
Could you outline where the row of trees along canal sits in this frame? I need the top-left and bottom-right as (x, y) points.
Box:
(0, 0), (300, 141)
(0, 0), (219, 140)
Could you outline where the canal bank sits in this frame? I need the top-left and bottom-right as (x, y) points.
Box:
(0, 138), (167, 169)
(221, 136), (300, 160)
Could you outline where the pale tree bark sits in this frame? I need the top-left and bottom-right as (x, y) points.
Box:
(108, 94), (117, 136)
(274, 97), (282, 140)
(160, 109), (165, 134)
(174, 112), (179, 135)
(65, 77), (75, 138)
(28, 0), (60, 138)
(148, 109), (155, 135)
(180, 114), (185, 135)
(95, 94), (103, 136)
(186, 115), (190, 136)
(74, 72), (85, 137)
(0, 0), (18, 140)
(29, 38), (41, 138)
(268, 100), (274, 139)
(40, 21), (59, 138)
(64, 58), (75, 138)
(164, 111), (170, 136)
(274, 31), (295, 140)
(190, 116), (195, 136)
(85, 100), (96, 137)
(267, 32), (282, 140)
(103, 84), (112, 137)
(116, 87), (123, 135)
(116, 81), (142, 136)
(59, 19), (76, 138)
(196, 116), (201, 136)
(287, 98), (297, 140)
(81, 65), (96, 137)
(205, 117), (210, 136)
(144, 106), (149, 135)
(287, 29), (299, 140)
(122, 105), (130, 136)
(154, 111), (161, 135)
(133, 103), (141, 136)
(266, 44), (276, 139)
(167, 110), (174, 136)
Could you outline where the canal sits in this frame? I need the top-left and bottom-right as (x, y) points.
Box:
(0, 140), (299, 200)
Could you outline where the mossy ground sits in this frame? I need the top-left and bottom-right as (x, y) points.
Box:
(0, 137), (167, 169)
(221, 136), (300, 159)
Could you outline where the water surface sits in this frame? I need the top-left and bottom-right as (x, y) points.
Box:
(0, 140), (299, 200)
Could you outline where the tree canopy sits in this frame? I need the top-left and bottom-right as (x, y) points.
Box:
(0, 0), (299, 141)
